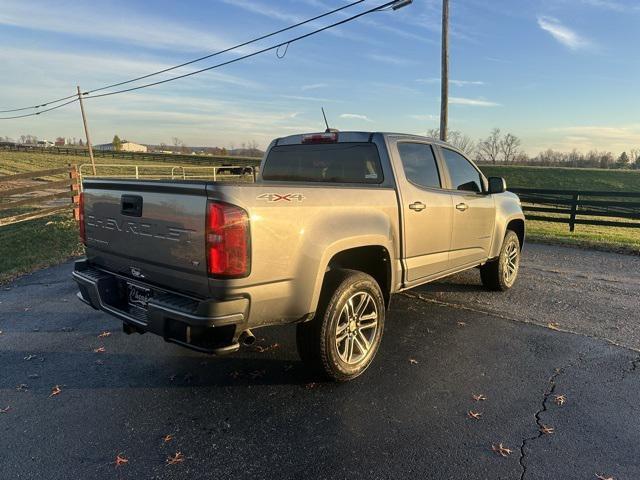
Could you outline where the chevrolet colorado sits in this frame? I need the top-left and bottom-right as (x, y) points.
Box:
(73, 131), (525, 381)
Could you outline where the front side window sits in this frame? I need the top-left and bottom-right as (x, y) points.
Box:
(397, 142), (441, 189)
(442, 148), (483, 193)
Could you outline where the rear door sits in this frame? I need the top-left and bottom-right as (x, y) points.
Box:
(437, 147), (495, 269)
(391, 140), (453, 284)
(83, 179), (210, 297)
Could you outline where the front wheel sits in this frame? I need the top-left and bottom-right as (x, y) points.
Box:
(296, 269), (385, 382)
(480, 230), (521, 291)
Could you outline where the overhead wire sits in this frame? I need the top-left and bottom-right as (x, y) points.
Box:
(0, 0), (366, 115)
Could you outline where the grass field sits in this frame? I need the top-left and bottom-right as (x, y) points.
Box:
(479, 164), (640, 191)
(0, 214), (83, 283)
(1, 152), (638, 282)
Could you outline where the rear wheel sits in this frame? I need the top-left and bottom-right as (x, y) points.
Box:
(296, 269), (385, 382)
(480, 230), (521, 291)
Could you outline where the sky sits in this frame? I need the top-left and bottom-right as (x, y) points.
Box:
(0, 0), (639, 154)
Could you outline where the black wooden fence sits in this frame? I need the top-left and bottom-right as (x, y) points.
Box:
(510, 188), (640, 231)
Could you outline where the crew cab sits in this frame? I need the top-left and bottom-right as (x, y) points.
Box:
(73, 131), (525, 381)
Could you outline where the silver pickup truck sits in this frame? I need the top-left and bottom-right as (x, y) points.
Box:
(73, 131), (525, 381)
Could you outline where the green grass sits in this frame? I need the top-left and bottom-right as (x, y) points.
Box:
(479, 164), (640, 191)
(478, 164), (640, 254)
(0, 214), (83, 284)
(526, 220), (639, 255)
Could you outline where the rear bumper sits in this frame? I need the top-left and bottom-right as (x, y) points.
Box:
(72, 259), (249, 355)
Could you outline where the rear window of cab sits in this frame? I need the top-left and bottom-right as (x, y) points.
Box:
(262, 143), (384, 184)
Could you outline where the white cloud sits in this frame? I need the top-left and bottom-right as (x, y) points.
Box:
(301, 83), (329, 91)
(409, 114), (438, 121)
(0, 0), (237, 52)
(551, 125), (640, 142)
(280, 95), (338, 103)
(580, 0), (639, 12)
(537, 16), (594, 51)
(450, 97), (501, 107)
(340, 113), (373, 122)
(367, 54), (418, 66)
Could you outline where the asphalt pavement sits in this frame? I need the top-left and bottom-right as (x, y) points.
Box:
(1, 244), (639, 479)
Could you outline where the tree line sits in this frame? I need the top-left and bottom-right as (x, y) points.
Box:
(428, 128), (640, 170)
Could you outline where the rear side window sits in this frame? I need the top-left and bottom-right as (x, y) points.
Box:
(397, 142), (441, 189)
(442, 148), (484, 193)
(262, 143), (383, 184)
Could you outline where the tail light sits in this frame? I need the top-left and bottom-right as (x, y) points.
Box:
(302, 132), (338, 144)
(206, 201), (250, 278)
(79, 192), (86, 245)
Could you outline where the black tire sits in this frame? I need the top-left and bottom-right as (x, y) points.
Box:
(296, 269), (385, 382)
(480, 230), (521, 291)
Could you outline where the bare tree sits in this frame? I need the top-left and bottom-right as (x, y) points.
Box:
(476, 128), (502, 164)
(427, 128), (476, 156)
(500, 133), (522, 163)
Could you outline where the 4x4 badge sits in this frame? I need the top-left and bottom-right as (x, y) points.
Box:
(257, 193), (305, 202)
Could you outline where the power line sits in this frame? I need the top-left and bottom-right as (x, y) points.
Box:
(0, 0), (365, 114)
(0, 0), (410, 120)
(86, 0), (401, 99)
(0, 93), (78, 114)
(0, 98), (79, 120)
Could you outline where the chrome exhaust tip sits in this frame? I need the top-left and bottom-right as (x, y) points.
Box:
(239, 329), (256, 346)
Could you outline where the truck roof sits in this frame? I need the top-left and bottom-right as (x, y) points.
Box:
(274, 131), (456, 149)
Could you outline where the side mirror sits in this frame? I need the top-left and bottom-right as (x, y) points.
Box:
(488, 177), (507, 194)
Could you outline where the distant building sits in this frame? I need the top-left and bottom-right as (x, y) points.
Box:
(94, 140), (148, 153)
(54, 138), (66, 147)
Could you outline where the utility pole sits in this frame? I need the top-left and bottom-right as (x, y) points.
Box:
(77, 86), (96, 175)
(439, 0), (449, 142)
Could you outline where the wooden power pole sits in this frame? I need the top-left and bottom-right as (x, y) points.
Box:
(439, 0), (449, 142)
(77, 86), (96, 175)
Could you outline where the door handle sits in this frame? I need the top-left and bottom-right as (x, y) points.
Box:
(409, 202), (426, 212)
(455, 203), (468, 212)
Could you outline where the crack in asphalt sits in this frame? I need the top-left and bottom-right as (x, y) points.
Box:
(518, 366), (564, 480)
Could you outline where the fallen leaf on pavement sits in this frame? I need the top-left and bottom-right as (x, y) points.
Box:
(94, 346), (106, 353)
(0, 406), (10, 413)
(115, 454), (128, 467)
(472, 394), (487, 402)
(595, 475), (614, 480)
(253, 343), (280, 353)
(49, 385), (62, 397)
(491, 443), (513, 457)
(98, 331), (111, 338)
(467, 411), (482, 420)
(166, 452), (185, 465)
(163, 434), (174, 443)
(457, 321), (467, 327)
(554, 394), (566, 406)
(547, 322), (561, 331)
(540, 425), (555, 435)
(409, 358), (419, 365)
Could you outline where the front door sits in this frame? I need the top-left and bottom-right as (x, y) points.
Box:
(392, 141), (453, 283)
(439, 147), (495, 269)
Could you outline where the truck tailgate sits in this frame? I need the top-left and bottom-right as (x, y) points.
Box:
(82, 179), (209, 297)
